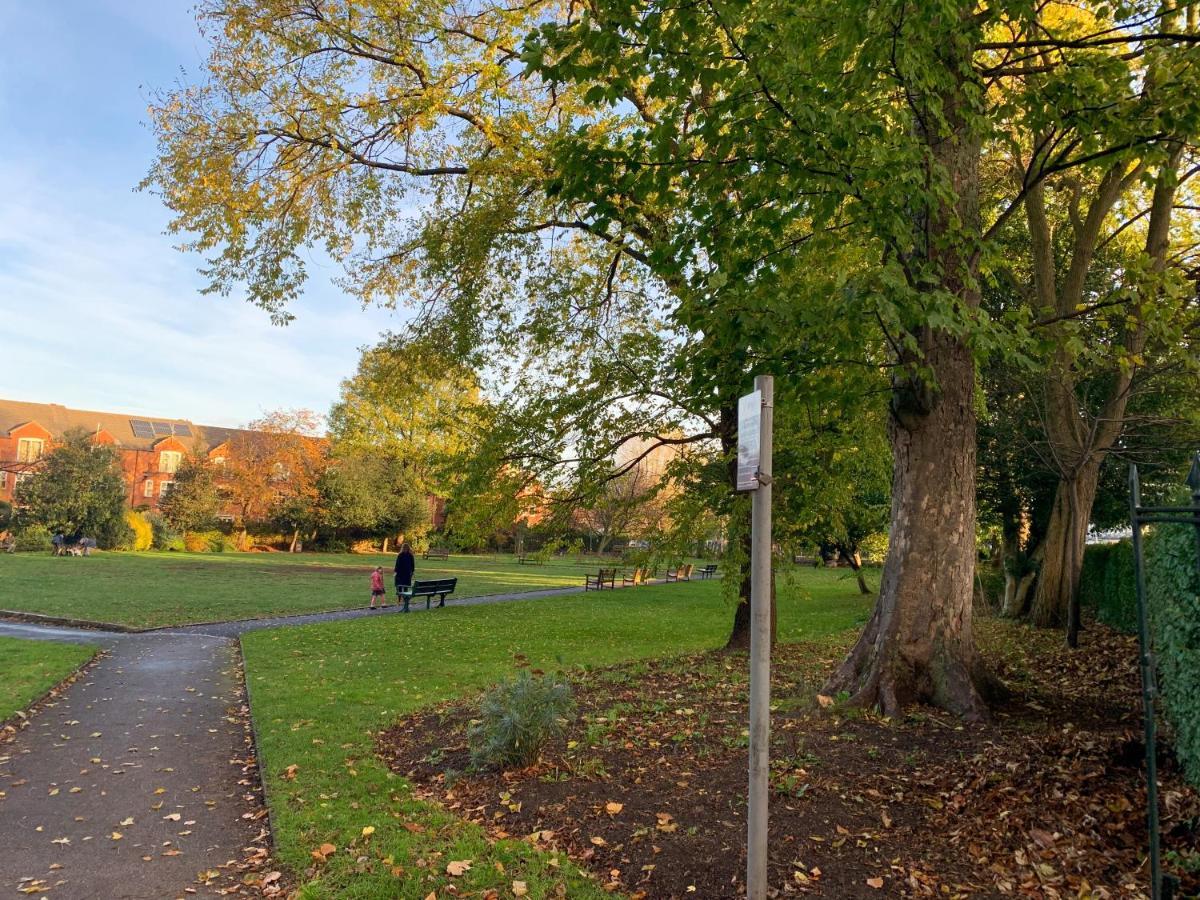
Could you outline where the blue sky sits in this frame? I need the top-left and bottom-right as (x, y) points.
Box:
(0, 1), (402, 428)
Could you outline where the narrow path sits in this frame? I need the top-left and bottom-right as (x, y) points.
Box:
(167, 582), (594, 638)
(0, 626), (264, 898)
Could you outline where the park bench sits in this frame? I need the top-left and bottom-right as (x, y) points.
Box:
(423, 547), (449, 560)
(585, 568), (617, 591)
(622, 567), (648, 587)
(698, 563), (718, 579)
(401, 577), (458, 611)
(517, 554), (544, 565)
(792, 554), (821, 567)
(666, 563), (694, 582)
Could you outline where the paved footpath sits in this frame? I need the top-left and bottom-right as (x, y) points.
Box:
(0, 626), (263, 899)
(0, 582), (604, 897)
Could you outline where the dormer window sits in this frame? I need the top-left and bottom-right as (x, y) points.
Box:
(16, 438), (44, 462)
(159, 451), (182, 474)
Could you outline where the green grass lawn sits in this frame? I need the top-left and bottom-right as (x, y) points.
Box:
(241, 568), (874, 898)
(0, 636), (97, 722)
(0, 550), (653, 629)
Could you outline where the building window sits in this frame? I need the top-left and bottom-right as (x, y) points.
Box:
(0, 471), (6, 490)
(159, 451), (181, 474)
(144, 479), (154, 498)
(16, 438), (45, 462)
(14, 472), (31, 487)
(159, 480), (175, 498)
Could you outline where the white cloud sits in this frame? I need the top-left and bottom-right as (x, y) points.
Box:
(0, 160), (404, 428)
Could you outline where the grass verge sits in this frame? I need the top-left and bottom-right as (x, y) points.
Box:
(241, 569), (873, 898)
(0, 636), (97, 723)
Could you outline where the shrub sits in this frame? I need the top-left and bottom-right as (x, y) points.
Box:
(1078, 541), (1137, 633)
(183, 530), (237, 553)
(146, 512), (184, 551)
(1147, 516), (1200, 788)
(467, 669), (576, 770)
(123, 510), (153, 551)
(13, 525), (53, 553)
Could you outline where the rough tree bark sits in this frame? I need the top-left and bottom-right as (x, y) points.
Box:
(825, 331), (989, 719)
(1027, 461), (1100, 628)
(825, 61), (991, 720)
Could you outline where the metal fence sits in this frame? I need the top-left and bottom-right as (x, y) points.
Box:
(1127, 452), (1200, 900)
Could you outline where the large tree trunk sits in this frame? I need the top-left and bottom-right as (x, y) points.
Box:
(825, 333), (989, 720)
(1028, 462), (1100, 630)
(825, 56), (990, 719)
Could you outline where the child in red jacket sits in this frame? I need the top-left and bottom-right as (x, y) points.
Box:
(369, 566), (388, 608)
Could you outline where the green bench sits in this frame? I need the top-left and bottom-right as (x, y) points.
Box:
(401, 577), (458, 611)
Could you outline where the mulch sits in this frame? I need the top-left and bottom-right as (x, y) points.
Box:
(377, 621), (1200, 898)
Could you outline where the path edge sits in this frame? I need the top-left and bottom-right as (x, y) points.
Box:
(0, 647), (105, 744)
(0, 610), (143, 633)
(237, 634), (283, 865)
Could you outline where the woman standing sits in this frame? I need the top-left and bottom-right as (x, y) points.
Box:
(394, 542), (416, 612)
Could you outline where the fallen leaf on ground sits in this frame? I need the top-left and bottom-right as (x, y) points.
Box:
(446, 859), (472, 876)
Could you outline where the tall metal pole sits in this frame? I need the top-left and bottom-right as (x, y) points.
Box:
(747, 374), (774, 899)
(1128, 464), (1162, 900)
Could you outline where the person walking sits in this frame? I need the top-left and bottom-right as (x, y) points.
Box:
(369, 566), (388, 609)
(395, 542), (416, 612)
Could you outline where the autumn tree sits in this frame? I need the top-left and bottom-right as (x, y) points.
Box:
(576, 461), (663, 554)
(222, 409), (328, 551)
(141, 0), (775, 644)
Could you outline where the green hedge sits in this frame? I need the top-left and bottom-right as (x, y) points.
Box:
(1079, 541), (1137, 633)
(1146, 520), (1200, 788)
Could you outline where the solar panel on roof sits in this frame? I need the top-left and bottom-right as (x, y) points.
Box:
(130, 419), (154, 438)
(151, 421), (173, 435)
(173, 424), (192, 437)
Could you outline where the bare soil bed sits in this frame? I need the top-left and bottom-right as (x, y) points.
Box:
(378, 621), (1200, 898)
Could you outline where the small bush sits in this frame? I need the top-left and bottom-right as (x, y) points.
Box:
(146, 512), (184, 551)
(124, 510), (153, 551)
(13, 524), (53, 553)
(467, 670), (576, 770)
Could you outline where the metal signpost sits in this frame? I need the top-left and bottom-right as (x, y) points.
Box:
(1127, 451), (1200, 900)
(739, 376), (773, 900)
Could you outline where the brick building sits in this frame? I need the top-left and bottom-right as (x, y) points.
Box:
(0, 399), (251, 514)
(0, 399), (448, 532)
